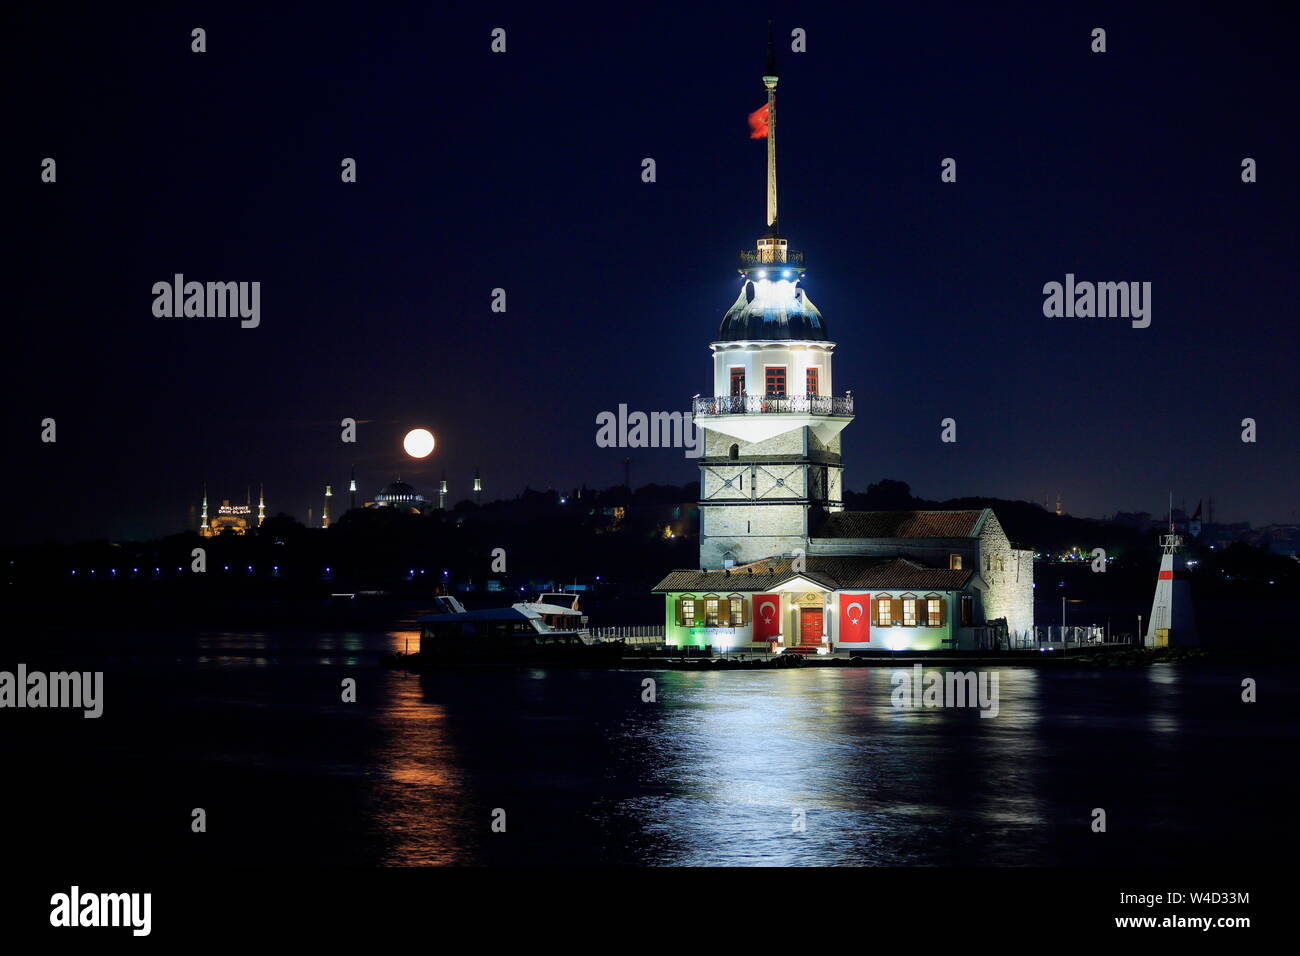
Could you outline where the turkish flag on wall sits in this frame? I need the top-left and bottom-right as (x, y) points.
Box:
(748, 103), (769, 139)
(752, 594), (781, 640)
(839, 594), (871, 643)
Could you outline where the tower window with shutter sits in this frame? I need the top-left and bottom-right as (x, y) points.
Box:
(806, 367), (819, 396)
(765, 366), (787, 396)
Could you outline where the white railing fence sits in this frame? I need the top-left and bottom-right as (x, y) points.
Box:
(588, 625), (666, 646)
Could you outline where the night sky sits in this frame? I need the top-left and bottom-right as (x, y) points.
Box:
(8, 1), (1297, 545)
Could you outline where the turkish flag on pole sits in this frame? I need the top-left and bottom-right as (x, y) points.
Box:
(752, 594), (781, 640)
(748, 103), (769, 139)
(839, 594), (871, 643)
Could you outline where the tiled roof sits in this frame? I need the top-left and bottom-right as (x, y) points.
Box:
(652, 555), (974, 593)
(814, 509), (986, 539)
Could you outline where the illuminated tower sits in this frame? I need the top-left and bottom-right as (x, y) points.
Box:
(1145, 532), (1199, 647)
(473, 468), (482, 506)
(439, 471), (448, 511)
(349, 466), (357, 512)
(692, 27), (853, 569)
(200, 483), (209, 534)
(322, 485), (332, 528)
(257, 483), (265, 526)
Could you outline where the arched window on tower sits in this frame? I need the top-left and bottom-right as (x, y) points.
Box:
(729, 444), (739, 460)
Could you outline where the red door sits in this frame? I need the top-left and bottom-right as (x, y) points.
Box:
(800, 607), (823, 645)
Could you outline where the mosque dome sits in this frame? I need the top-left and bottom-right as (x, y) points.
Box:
(375, 480), (424, 506)
(717, 276), (827, 342)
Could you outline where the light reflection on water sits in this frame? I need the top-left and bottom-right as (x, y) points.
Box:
(8, 629), (1293, 867)
(361, 661), (1294, 867)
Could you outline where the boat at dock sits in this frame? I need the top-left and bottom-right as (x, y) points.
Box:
(393, 593), (624, 668)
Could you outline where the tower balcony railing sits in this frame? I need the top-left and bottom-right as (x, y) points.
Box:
(693, 393), (853, 417)
(739, 248), (805, 267)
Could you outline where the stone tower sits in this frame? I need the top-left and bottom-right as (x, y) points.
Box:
(693, 27), (854, 569)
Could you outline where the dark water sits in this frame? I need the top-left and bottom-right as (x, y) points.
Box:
(3, 630), (1295, 867)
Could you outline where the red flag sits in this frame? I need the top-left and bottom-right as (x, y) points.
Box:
(839, 594), (871, 643)
(748, 103), (769, 139)
(752, 593), (781, 640)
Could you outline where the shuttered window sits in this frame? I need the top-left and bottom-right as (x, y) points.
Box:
(902, 595), (918, 626)
(876, 596), (893, 627)
(806, 367), (819, 396)
(678, 596), (697, 626)
(730, 368), (745, 397)
(925, 595), (945, 627)
(765, 366), (787, 397)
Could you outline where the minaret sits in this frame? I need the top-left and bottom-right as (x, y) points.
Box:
(257, 483), (265, 526)
(349, 466), (357, 512)
(439, 471), (448, 510)
(473, 468), (482, 506)
(200, 483), (209, 535)
(1145, 532), (1199, 647)
(322, 485), (332, 528)
(692, 26), (853, 569)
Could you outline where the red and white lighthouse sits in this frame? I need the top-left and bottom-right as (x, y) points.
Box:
(1145, 533), (1199, 647)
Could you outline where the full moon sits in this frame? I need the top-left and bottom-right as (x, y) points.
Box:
(402, 428), (435, 459)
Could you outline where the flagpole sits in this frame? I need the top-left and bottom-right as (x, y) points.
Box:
(763, 19), (778, 231)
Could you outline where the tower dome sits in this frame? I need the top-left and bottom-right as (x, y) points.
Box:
(718, 275), (826, 342)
